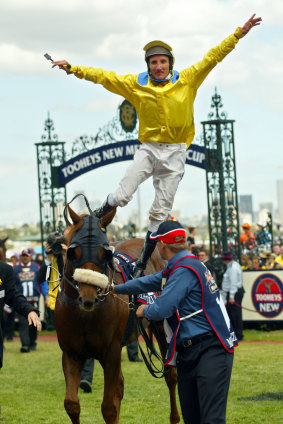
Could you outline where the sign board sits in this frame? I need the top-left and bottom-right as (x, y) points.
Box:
(51, 140), (205, 188)
(242, 270), (283, 321)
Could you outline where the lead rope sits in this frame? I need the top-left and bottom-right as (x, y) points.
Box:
(108, 289), (168, 378)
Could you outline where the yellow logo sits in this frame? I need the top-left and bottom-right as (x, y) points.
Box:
(205, 270), (218, 294)
(0, 278), (2, 285)
(119, 100), (137, 133)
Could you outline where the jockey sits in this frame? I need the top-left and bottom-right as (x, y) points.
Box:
(52, 15), (261, 278)
(113, 218), (237, 424)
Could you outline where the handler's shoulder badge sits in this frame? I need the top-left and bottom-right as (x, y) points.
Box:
(205, 270), (218, 294)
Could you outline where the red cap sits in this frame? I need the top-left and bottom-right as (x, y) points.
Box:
(150, 218), (186, 244)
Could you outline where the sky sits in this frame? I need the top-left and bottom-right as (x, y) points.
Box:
(0, 0), (282, 228)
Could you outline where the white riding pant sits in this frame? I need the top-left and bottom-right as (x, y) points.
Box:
(109, 141), (187, 232)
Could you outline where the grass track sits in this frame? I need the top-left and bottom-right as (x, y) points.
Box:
(0, 330), (282, 423)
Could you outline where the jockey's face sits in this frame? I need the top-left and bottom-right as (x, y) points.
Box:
(149, 55), (170, 80)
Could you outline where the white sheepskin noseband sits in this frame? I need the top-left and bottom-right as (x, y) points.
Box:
(73, 269), (108, 289)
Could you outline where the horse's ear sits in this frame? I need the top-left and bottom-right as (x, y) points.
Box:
(67, 204), (81, 225)
(3, 237), (8, 243)
(99, 207), (117, 229)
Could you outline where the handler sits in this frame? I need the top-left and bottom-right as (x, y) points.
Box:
(52, 14), (261, 278)
(0, 260), (41, 368)
(113, 219), (238, 424)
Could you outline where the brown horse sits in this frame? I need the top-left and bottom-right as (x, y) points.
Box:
(0, 237), (8, 261)
(54, 205), (180, 424)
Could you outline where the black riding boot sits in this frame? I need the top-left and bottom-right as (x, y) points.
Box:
(133, 231), (158, 278)
(94, 195), (115, 218)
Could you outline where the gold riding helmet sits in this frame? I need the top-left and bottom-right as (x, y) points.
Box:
(143, 40), (175, 70)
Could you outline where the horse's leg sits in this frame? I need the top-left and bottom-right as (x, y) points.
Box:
(101, 346), (124, 424)
(62, 351), (84, 424)
(164, 366), (180, 424)
(152, 323), (181, 424)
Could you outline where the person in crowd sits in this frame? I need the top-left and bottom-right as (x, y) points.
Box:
(0, 259), (41, 367)
(9, 254), (18, 267)
(256, 222), (272, 249)
(266, 253), (277, 269)
(37, 232), (67, 330)
(187, 226), (197, 248)
(240, 223), (256, 251)
(241, 253), (251, 270)
(13, 249), (41, 352)
(35, 253), (44, 266)
(221, 252), (244, 341)
(272, 243), (280, 257)
(198, 248), (218, 286)
(250, 256), (263, 270)
(258, 251), (274, 269)
(112, 219), (237, 424)
(51, 14), (261, 279)
(275, 244), (283, 267)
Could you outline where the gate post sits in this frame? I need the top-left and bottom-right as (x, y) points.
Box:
(202, 89), (241, 263)
(35, 113), (67, 253)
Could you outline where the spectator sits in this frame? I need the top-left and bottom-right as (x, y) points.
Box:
(275, 244), (283, 265)
(221, 252), (244, 341)
(272, 243), (280, 256)
(187, 226), (196, 247)
(256, 222), (271, 250)
(13, 249), (40, 352)
(0, 259), (41, 368)
(240, 223), (256, 251)
(37, 232), (67, 330)
(250, 256), (263, 270)
(35, 253), (44, 266)
(198, 248), (218, 286)
(260, 251), (277, 269)
(241, 254), (251, 270)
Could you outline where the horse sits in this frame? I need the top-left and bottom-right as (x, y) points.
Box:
(0, 237), (8, 261)
(54, 204), (180, 424)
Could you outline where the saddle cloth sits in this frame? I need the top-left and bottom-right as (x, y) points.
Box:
(113, 251), (157, 305)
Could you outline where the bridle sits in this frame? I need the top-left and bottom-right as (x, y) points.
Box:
(59, 194), (117, 304)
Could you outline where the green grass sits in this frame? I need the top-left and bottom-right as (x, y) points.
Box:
(0, 330), (282, 423)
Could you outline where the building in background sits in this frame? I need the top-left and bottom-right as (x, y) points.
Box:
(239, 194), (253, 224)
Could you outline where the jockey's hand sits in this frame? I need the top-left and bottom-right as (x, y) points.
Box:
(228, 297), (235, 304)
(136, 305), (146, 318)
(52, 60), (72, 74)
(241, 14), (262, 35)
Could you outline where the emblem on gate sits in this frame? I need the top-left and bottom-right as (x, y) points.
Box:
(252, 273), (283, 318)
(119, 100), (137, 133)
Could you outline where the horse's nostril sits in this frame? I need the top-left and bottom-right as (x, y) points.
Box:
(78, 296), (83, 304)
(84, 300), (94, 309)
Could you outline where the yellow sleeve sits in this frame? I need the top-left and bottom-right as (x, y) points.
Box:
(68, 65), (137, 102)
(181, 28), (244, 90)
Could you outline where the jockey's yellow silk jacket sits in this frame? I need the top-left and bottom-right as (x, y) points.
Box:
(69, 28), (244, 148)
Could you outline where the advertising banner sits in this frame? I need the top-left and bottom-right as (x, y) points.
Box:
(242, 270), (283, 321)
(51, 140), (205, 187)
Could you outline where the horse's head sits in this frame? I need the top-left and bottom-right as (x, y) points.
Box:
(65, 205), (116, 311)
